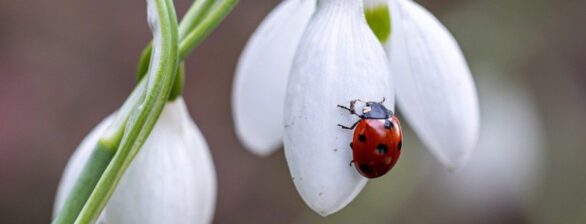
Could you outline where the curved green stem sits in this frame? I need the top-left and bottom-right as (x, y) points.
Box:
(179, 0), (238, 59)
(136, 0), (216, 82)
(136, 0), (237, 96)
(179, 0), (217, 40)
(73, 0), (179, 222)
(168, 62), (185, 101)
(136, 0), (238, 82)
(51, 143), (114, 224)
(52, 79), (146, 224)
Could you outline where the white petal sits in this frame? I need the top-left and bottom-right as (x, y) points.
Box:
(386, 0), (479, 169)
(284, 0), (393, 216)
(53, 98), (217, 224)
(232, 0), (316, 156)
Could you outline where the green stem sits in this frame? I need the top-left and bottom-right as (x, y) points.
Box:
(137, 0), (237, 79)
(179, 0), (238, 59)
(135, 0), (237, 100)
(168, 62), (185, 101)
(136, 0), (216, 82)
(73, 0), (179, 222)
(52, 79), (146, 224)
(51, 143), (114, 224)
(179, 0), (217, 40)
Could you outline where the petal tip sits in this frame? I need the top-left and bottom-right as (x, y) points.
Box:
(234, 127), (282, 157)
(435, 133), (480, 171)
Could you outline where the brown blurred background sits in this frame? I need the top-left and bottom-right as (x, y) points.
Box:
(1, 0), (585, 223)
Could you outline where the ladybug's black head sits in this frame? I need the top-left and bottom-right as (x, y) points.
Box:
(363, 102), (394, 119)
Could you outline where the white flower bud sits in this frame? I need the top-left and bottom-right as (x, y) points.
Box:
(53, 98), (216, 224)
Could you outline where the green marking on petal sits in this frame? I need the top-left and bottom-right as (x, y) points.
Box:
(365, 5), (391, 43)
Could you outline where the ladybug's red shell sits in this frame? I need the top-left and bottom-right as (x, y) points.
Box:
(352, 116), (402, 178)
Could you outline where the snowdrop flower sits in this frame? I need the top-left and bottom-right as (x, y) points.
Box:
(53, 98), (216, 224)
(232, 0), (479, 216)
(234, 0), (478, 166)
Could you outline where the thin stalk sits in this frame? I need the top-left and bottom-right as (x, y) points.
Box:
(52, 79), (146, 224)
(137, 0), (217, 81)
(179, 0), (238, 59)
(179, 0), (217, 40)
(137, 0), (238, 81)
(51, 144), (113, 224)
(73, 0), (179, 221)
(168, 62), (185, 101)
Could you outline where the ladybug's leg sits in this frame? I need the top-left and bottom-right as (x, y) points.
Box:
(337, 120), (360, 130)
(349, 160), (354, 167)
(337, 104), (352, 112)
(337, 104), (364, 119)
(337, 104), (358, 116)
(379, 97), (386, 104)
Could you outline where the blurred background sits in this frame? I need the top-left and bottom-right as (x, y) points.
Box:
(1, 0), (585, 223)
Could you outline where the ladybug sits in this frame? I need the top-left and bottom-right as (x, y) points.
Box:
(337, 99), (403, 178)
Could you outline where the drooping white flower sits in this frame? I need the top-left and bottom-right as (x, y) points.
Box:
(283, 0), (393, 216)
(232, 0), (480, 216)
(232, 0), (315, 156)
(234, 0), (479, 168)
(53, 98), (216, 224)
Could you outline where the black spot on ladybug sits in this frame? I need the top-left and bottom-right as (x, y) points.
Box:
(398, 141), (403, 150)
(384, 119), (393, 129)
(358, 134), (366, 142)
(376, 144), (388, 154)
(359, 165), (372, 172)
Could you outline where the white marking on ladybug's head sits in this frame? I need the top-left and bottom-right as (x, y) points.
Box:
(363, 106), (372, 114)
